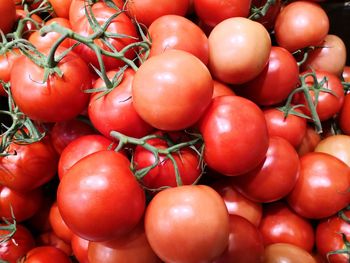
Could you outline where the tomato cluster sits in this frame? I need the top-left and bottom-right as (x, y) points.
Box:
(0, 0), (350, 262)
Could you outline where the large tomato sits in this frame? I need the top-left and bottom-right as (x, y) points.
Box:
(10, 48), (92, 123)
(287, 152), (350, 219)
(57, 150), (145, 242)
(199, 95), (269, 176)
(145, 185), (229, 263)
(274, 1), (329, 52)
(264, 243), (317, 263)
(232, 136), (300, 203)
(0, 0), (16, 33)
(297, 125), (321, 156)
(49, 0), (73, 18)
(132, 49), (213, 131)
(208, 17), (271, 84)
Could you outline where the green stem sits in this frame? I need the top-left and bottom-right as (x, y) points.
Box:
(249, 0), (276, 20)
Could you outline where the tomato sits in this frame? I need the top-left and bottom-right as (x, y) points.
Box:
(70, 1), (138, 71)
(71, 234), (89, 263)
(263, 108), (307, 148)
(264, 243), (317, 263)
(293, 70), (344, 122)
(274, 1), (329, 52)
(0, 186), (43, 222)
(302, 34), (347, 77)
(315, 135), (350, 166)
(15, 9), (43, 38)
(0, 49), (21, 97)
(0, 224), (35, 263)
(88, 223), (161, 263)
(208, 17), (271, 84)
(57, 150), (145, 242)
(193, 0), (251, 28)
(49, 0), (72, 18)
(237, 46), (299, 106)
(132, 49), (213, 131)
(0, 0), (16, 33)
(36, 232), (72, 256)
(212, 80), (235, 98)
(23, 246), (72, 263)
(316, 210), (350, 263)
(339, 94), (350, 135)
(10, 48), (92, 123)
(49, 202), (73, 244)
(232, 136), (300, 203)
(58, 134), (115, 180)
(88, 69), (153, 139)
(148, 15), (209, 65)
(251, 0), (281, 31)
(126, 0), (189, 27)
(213, 215), (264, 263)
(287, 152), (350, 219)
(342, 66), (350, 82)
(297, 125), (321, 156)
(259, 202), (315, 252)
(211, 179), (262, 226)
(199, 95), (269, 176)
(145, 185), (229, 263)
(0, 139), (58, 192)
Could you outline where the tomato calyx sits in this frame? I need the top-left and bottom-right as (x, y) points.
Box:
(327, 233), (350, 261)
(293, 46), (317, 67)
(0, 207), (17, 245)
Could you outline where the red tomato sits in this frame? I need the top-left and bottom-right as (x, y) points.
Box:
(208, 17), (271, 84)
(58, 134), (115, 180)
(0, 186), (43, 222)
(49, 0), (72, 18)
(293, 70), (344, 121)
(132, 49), (213, 131)
(264, 243), (317, 263)
(15, 9), (43, 38)
(263, 108), (307, 148)
(88, 69), (153, 139)
(199, 96), (269, 176)
(88, 223), (161, 263)
(23, 246), (72, 263)
(0, 224), (35, 263)
(287, 152), (350, 219)
(148, 15), (209, 65)
(49, 202), (73, 244)
(71, 234), (89, 263)
(233, 136), (300, 203)
(211, 179), (262, 226)
(213, 215), (264, 263)
(10, 48), (92, 123)
(316, 210), (350, 263)
(0, 139), (58, 192)
(126, 0), (189, 27)
(237, 46), (299, 106)
(342, 66), (350, 82)
(57, 151), (145, 242)
(0, 0), (16, 33)
(259, 202), (315, 252)
(274, 1), (329, 52)
(0, 49), (21, 97)
(212, 80), (235, 98)
(36, 232), (72, 256)
(193, 0), (251, 28)
(297, 125), (321, 156)
(145, 185), (229, 263)
(339, 94), (350, 135)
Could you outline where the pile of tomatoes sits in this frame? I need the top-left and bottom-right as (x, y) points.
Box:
(0, 0), (350, 262)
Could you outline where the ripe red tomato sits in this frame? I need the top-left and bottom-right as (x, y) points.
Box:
(148, 15), (209, 65)
(0, 49), (21, 97)
(208, 17), (271, 84)
(0, 0), (16, 34)
(274, 1), (329, 52)
(264, 243), (317, 263)
(339, 94), (350, 135)
(213, 215), (264, 263)
(315, 134), (350, 166)
(232, 136), (300, 203)
(287, 152), (350, 219)
(132, 49), (213, 131)
(297, 125), (321, 156)
(199, 95), (269, 176)
(23, 246), (72, 263)
(145, 185), (229, 263)
(49, 202), (73, 244)
(71, 234), (89, 263)
(259, 202), (315, 252)
(57, 150), (145, 242)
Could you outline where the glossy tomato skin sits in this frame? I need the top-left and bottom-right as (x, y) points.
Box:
(10, 49), (92, 123)
(287, 152), (350, 219)
(58, 134), (115, 179)
(57, 150), (145, 242)
(88, 69), (153, 139)
(0, 139), (58, 192)
(145, 185), (229, 263)
(339, 94), (350, 135)
(199, 95), (269, 176)
(263, 108), (307, 148)
(132, 49), (213, 131)
(0, 49), (21, 96)
(208, 17), (271, 84)
(23, 246), (72, 263)
(274, 1), (329, 52)
(148, 15), (209, 65)
(71, 234), (89, 263)
(297, 125), (321, 156)
(237, 46), (299, 106)
(193, 0), (251, 28)
(213, 215), (264, 263)
(233, 136), (300, 203)
(0, 224), (35, 263)
(316, 210), (350, 263)
(259, 202), (315, 252)
(264, 243), (317, 263)
(49, 202), (73, 244)
(0, 0), (16, 33)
